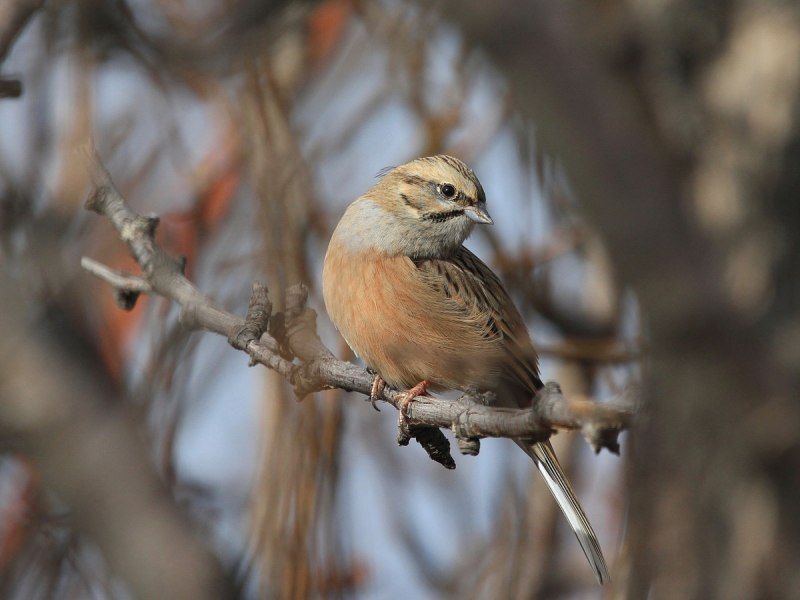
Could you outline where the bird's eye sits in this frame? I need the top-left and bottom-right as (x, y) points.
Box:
(440, 183), (456, 198)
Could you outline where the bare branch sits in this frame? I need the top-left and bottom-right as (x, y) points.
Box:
(229, 283), (272, 352)
(80, 149), (634, 463)
(80, 257), (151, 293)
(80, 257), (151, 311)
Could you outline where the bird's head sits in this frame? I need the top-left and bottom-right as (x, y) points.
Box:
(342, 155), (492, 258)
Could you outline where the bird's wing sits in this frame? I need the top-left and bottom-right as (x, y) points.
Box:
(415, 250), (609, 584)
(413, 246), (543, 398)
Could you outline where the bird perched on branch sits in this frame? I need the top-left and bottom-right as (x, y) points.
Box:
(322, 155), (609, 584)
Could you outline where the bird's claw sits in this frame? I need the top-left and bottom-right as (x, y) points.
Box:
(369, 373), (385, 412)
(395, 379), (430, 432)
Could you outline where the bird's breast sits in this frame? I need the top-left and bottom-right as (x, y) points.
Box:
(323, 239), (504, 391)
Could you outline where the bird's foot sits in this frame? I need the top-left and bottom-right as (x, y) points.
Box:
(369, 372), (385, 412)
(395, 379), (430, 431)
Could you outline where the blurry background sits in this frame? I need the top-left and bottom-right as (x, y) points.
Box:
(1, 1), (798, 599)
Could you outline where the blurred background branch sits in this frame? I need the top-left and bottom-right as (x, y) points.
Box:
(0, 259), (229, 599)
(0, 0), (44, 97)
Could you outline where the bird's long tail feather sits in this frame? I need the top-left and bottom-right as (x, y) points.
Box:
(519, 439), (610, 584)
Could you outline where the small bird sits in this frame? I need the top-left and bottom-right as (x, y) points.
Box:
(322, 155), (609, 584)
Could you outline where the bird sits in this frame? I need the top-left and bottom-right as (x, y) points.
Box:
(322, 154), (610, 584)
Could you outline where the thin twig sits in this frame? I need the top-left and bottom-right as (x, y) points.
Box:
(80, 257), (151, 293)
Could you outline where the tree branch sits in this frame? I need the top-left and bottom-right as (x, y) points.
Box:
(80, 146), (634, 466)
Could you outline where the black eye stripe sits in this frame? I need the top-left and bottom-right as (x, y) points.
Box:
(421, 209), (464, 222)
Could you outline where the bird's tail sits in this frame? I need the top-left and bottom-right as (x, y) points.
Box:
(519, 439), (610, 585)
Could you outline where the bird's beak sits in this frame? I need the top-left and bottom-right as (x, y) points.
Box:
(464, 205), (493, 225)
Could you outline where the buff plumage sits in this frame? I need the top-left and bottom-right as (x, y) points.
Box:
(322, 155), (610, 584)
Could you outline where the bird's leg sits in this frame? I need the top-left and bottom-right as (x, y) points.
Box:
(369, 372), (385, 412)
(395, 379), (431, 427)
